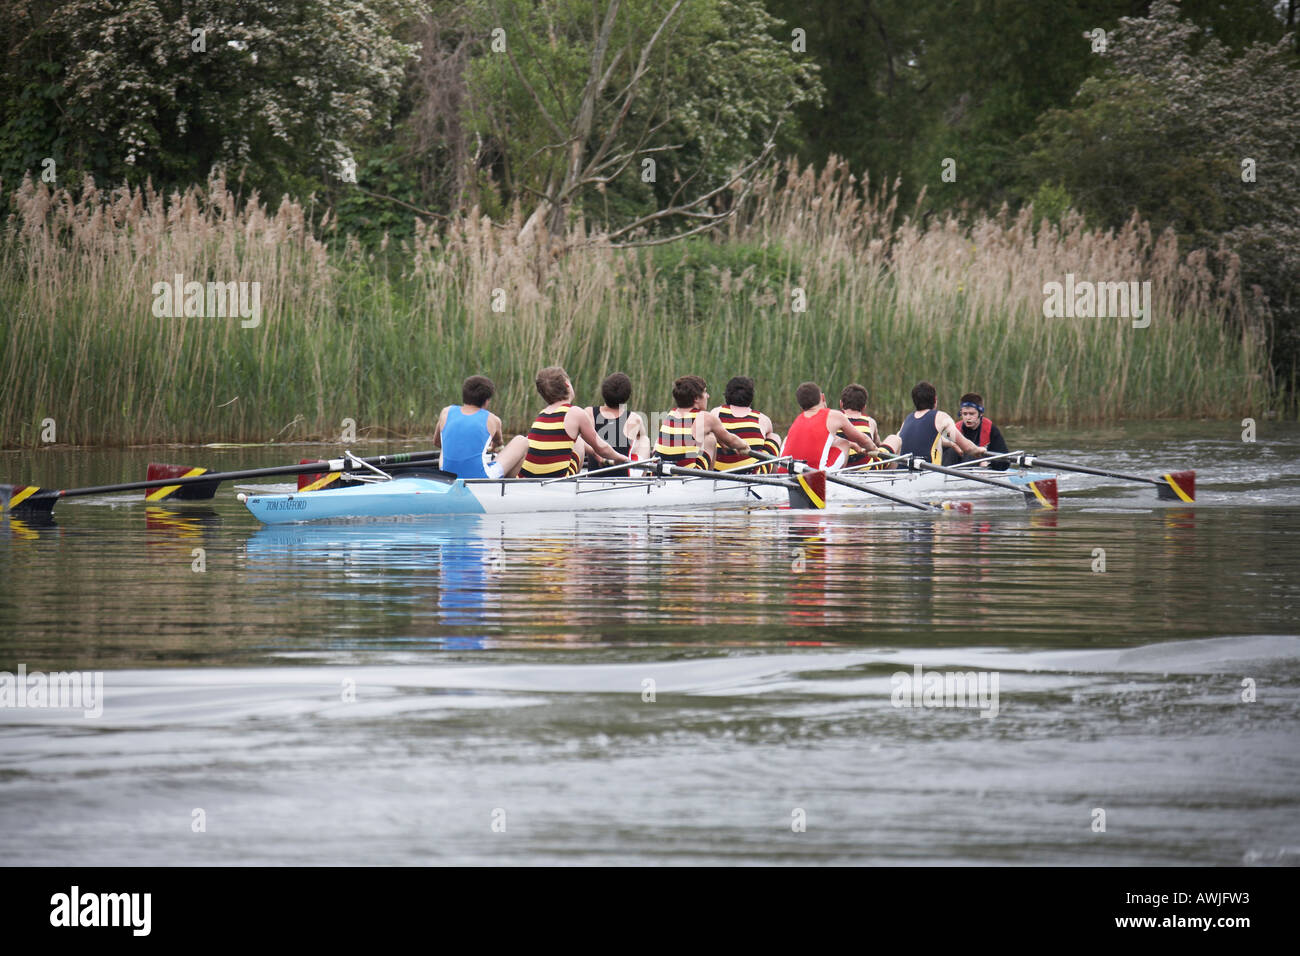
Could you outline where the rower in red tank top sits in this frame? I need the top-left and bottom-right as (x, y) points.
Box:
(781, 381), (877, 471)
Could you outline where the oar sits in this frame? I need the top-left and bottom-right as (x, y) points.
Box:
(1013, 454), (1194, 502)
(907, 458), (1058, 510)
(817, 469), (969, 513)
(747, 450), (965, 513)
(4, 451), (448, 515)
(541, 457), (661, 484)
(626, 460), (828, 510)
(145, 451), (445, 498)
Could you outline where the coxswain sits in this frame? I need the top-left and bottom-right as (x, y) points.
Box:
(940, 392), (1009, 469)
(710, 376), (782, 473)
(653, 375), (750, 469)
(517, 366), (629, 478)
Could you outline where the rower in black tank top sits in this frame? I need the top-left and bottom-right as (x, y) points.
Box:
(586, 406), (632, 475)
(898, 408), (943, 463)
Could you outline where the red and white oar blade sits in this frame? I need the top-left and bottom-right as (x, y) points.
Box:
(1156, 470), (1195, 502)
(297, 459), (342, 491)
(144, 463), (223, 501)
(1023, 478), (1058, 510)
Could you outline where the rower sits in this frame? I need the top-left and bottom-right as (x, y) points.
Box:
(837, 383), (880, 468)
(584, 372), (651, 477)
(881, 381), (984, 464)
(710, 376), (781, 473)
(782, 382), (877, 470)
(942, 392), (1009, 470)
(434, 375), (512, 478)
(517, 366), (630, 478)
(653, 375), (749, 469)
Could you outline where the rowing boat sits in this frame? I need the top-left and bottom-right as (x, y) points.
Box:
(238, 466), (1057, 524)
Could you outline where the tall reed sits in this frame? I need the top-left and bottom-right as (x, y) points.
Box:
(0, 159), (1272, 448)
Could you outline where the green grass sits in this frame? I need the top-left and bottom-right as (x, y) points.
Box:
(0, 166), (1275, 447)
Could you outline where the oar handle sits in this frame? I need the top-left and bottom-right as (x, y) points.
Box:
(909, 458), (1022, 491)
(1015, 455), (1156, 485)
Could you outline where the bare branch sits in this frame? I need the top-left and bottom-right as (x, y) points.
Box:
(602, 139), (776, 244)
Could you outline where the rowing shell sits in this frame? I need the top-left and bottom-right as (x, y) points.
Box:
(239, 468), (1056, 524)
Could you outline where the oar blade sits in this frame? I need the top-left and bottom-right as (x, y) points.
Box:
(4, 484), (55, 514)
(1156, 470), (1195, 502)
(298, 460), (342, 492)
(789, 470), (827, 510)
(144, 464), (223, 501)
(1022, 478), (1058, 510)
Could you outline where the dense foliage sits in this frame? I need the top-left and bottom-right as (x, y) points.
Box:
(2, 0), (1297, 386)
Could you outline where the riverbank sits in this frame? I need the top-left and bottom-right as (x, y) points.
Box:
(1, 162), (1275, 448)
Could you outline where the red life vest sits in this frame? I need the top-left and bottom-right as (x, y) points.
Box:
(974, 416), (993, 448)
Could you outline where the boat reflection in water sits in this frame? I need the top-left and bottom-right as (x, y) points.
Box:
(246, 516), (503, 649)
(239, 504), (1090, 649)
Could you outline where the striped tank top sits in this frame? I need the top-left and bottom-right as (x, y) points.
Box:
(841, 411), (878, 467)
(714, 406), (777, 472)
(520, 404), (580, 478)
(654, 409), (702, 463)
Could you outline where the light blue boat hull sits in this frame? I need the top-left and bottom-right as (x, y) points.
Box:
(243, 477), (486, 524)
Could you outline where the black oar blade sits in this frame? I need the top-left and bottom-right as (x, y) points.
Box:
(144, 464), (224, 501)
(4, 485), (56, 514)
(1156, 470), (1195, 502)
(1021, 478), (1058, 510)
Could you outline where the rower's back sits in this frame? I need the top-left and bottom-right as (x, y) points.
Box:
(586, 405), (633, 476)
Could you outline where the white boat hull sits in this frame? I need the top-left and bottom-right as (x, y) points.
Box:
(241, 467), (1054, 524)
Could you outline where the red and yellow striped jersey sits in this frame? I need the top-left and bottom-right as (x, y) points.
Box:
(521, 404), (580, 478)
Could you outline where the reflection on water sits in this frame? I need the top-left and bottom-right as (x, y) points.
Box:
(2, 425), (1299, 864)
(3, 491), (1300, 666)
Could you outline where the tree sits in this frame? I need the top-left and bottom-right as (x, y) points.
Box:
(458, 0), (822, 243)
(1022, 0), (1300, 383)
(0, 1), (418, 200)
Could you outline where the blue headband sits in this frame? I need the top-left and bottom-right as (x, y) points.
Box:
(960, 401), (984, 414)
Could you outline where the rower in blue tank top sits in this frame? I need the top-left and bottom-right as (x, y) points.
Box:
(883, 381), (987, 465)
(436, 375), (509, 479)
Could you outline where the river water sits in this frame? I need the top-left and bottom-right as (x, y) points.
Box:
(2, 421), (1298, 864)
